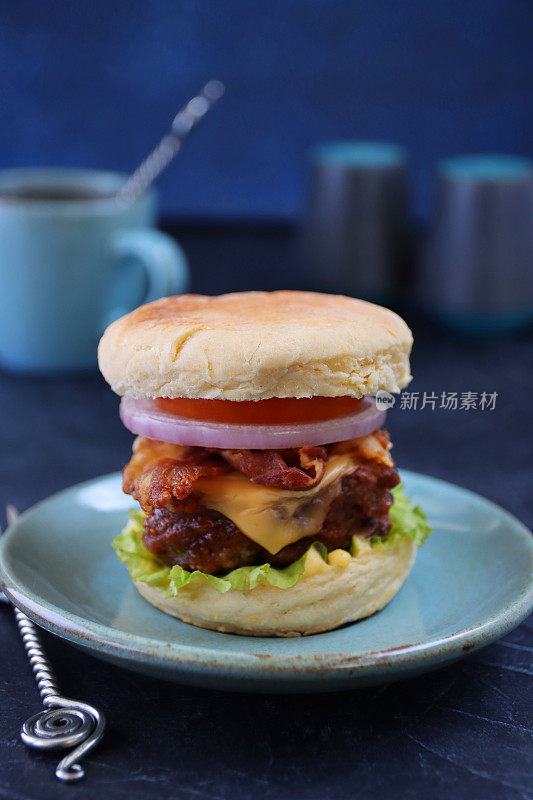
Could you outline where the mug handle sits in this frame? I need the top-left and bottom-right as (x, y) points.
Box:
(103, 228), (189, 328)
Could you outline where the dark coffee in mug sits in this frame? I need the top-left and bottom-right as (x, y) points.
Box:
(0, 186), (112, 203)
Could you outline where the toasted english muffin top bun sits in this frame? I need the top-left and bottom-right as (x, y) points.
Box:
(98, 290), (412, 401)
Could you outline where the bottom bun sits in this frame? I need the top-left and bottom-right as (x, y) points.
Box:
(134, 536), (417, 637)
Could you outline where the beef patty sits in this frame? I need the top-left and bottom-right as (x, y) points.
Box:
(142, 459), (400, 574)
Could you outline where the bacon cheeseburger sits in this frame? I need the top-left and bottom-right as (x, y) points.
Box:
(98, 291), (430, 636)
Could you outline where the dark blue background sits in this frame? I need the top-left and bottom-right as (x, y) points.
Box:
(1, 0), (532, 219)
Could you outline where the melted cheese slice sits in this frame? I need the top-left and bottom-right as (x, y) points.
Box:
(194, 453), (358, 554)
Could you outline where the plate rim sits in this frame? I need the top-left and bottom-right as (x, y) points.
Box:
(1, 469), (532, 678)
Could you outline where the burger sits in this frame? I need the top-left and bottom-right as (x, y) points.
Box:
(98, 290), (430, 636)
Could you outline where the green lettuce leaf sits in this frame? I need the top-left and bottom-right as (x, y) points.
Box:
(113, 486), (431, 595)
(113, 511), (324, 597)
(369, 483), (432, 549)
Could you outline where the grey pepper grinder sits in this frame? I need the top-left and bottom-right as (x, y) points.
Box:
(421, 154), (533, 335)
(298, 141), (410, 301)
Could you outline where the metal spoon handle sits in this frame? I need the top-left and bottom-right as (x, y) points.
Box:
(116, 79), (225, 205)
(14, 606), (60, 700)
(14, 605), (106, 782)
(3, 506), (105, 782)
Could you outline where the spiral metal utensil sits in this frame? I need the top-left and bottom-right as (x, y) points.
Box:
(115, 79), (225, 205)
(0, 506), (105, 782)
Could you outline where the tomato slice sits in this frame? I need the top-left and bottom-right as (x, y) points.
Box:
(154, 396), (364, 425)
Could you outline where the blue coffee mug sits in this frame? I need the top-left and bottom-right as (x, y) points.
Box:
(0, 168), (189, 372)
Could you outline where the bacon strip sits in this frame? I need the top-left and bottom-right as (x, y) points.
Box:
(123, 438), (329, 513)
(331, 429), (393, 466)
(216, 446), (327, 490)
(123, 438), (229, 514)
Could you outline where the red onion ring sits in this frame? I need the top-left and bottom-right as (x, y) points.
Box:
(119, 397), (386, 449)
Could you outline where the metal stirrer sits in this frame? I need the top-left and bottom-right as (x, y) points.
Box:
(0, 506), (105, 782)
(115, 79), (225, 205)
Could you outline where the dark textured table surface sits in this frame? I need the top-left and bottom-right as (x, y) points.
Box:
(1, 225), (532, 800)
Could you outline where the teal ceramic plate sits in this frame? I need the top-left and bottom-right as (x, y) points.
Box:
(0, 471), (532, 693)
